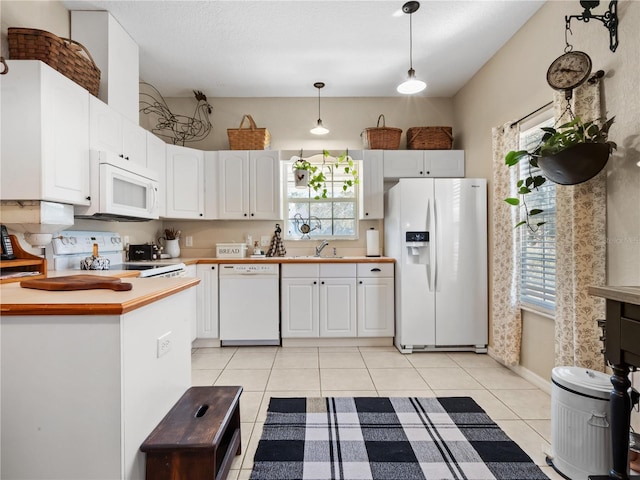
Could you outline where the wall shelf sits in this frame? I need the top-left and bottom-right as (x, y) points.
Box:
(0, 235), (47, 284)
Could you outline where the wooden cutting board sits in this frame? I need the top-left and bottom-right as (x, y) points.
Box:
(20, 275), (133, 291)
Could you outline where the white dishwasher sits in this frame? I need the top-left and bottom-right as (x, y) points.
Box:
(219, 263), (280, 346)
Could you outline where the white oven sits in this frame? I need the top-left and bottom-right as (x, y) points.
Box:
(75, 151), (159, 221)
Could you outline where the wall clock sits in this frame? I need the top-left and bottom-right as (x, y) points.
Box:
(546, 51), (592, 93)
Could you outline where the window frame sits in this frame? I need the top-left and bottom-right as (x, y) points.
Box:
(282, 157), (359, 241)
(518, 114), (557, 314)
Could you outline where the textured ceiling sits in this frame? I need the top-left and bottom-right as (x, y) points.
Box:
(62, 0), (545, 98)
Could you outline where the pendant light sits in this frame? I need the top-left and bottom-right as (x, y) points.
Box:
(310, 82), (329, 135)
(397, 1), (426, 94)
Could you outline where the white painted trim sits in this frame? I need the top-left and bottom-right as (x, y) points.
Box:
(487, 346), (552, 394)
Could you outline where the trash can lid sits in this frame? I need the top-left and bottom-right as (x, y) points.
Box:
(552, 366), (611, 399)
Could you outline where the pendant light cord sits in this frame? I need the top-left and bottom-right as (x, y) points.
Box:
(409, 13), (413, 70)
(317, 86), (321, 120)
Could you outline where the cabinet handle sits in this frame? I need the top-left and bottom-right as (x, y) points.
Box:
(244, 213), (248, 217)
(419, 171), (423, 175)
(365, 212), (369, 216)
(371, 268), (381, 272)
(426, 171), (430, 175)
(359, 281), (363, 284)
(313, 281), (317, 284)
(119, 154), (124, 158)
(199, 213), (203, 217)
(125, 156), (130, 160)
(86, 196), (91, 201)
(251, 213), (254, 217)
(321, 281), (325, 284)
(211, 266), (215, 270)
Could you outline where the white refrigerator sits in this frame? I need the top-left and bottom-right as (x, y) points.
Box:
(385, 178), (488, 353)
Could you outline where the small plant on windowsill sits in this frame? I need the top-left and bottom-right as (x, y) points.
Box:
(505, 115), (616, 231)
(292, 150), (358, 200)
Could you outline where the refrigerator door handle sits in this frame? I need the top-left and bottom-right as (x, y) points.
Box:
(431, 197), (437, 291)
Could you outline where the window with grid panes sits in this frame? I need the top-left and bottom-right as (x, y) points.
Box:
(283, 158), (358, 240)
(519, 117), (556, 313)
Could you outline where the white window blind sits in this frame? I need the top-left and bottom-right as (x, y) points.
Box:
(283, 159), (358, 240)
(519, 117), (556, 312)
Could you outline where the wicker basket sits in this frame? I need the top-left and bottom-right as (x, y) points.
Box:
(407, 126), (453, 150)
(8, 28), (100, 96)
(227, 114), (271, 150)
(361, 114), (402, 150)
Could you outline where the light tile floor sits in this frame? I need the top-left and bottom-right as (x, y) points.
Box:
(191, 345), (565, 480)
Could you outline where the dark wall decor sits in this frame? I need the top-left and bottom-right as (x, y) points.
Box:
(565, 0), (619, 52)
(139, 82), (212, 145)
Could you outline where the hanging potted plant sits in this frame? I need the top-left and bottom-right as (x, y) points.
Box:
(505, 115), (616, 230)
(292, 150), (358, 200)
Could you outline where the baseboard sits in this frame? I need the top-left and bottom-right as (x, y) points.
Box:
(192, 338), (221, 348)
(487, 347), (552, 394)
(282, 337), (393, 348)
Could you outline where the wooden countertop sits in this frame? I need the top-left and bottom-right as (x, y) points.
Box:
(1, 276), (200, 316)
(185, 256), (395, 264)
(589, 286), (640, 305)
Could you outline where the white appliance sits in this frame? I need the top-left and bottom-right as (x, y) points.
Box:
(385, 178), (488, 353)
(219, 263), (280, 346)
(49, 231), (186, 278)
(74, 151), (159, 221)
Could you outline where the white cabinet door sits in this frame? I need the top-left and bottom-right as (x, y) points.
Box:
(383, 150), (424, 178)
(89, 95), (123, 154)
(203, 151), (219, 219)
(319, 278), (357, 337)
(196, 264), (219, 340)
(425, 150), (465, 177)
(1, 61), (90, 205)
(359, 150), (384, 219)
(218, 150), (281, 219)
(218, 151), (249, 219)
(146, 132), (167, 217)
(357, 278), (395, 337)
(166, 145), (204, 218)
(249, 150), (281, 219)
(281, 278), (319, 338)
(90, 96), (147, 166)
(121, 117), (147, 167)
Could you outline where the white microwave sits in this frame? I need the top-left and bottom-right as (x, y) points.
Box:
(75, 151), (159, 221)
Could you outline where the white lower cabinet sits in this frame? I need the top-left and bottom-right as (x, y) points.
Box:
(195, 264), (219, 341)
(357, 263), (395, 337)
(281, 263), (357, 338)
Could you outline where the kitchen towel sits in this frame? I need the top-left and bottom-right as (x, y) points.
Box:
(366, 228), (380, 257)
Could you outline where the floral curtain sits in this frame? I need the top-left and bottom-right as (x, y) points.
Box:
(491, 122), (522, 366)
(553, 81), (607, 371)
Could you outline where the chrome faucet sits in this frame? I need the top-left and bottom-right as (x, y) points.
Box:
(315, 240), (329, 257)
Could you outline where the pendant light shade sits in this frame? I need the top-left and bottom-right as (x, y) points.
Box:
(397, 1), (426, 94)
(310, 82), (329, 135)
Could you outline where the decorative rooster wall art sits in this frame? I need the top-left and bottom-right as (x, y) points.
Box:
(139, 82), (212, 145)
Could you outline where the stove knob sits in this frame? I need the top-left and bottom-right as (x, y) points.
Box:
(69, 237), (77, 245)
(60, 236), (69, 245)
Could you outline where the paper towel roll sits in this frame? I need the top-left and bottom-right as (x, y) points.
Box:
(366, 228), (380, 257)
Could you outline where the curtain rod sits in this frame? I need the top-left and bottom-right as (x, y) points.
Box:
(510, 101), (553, 128)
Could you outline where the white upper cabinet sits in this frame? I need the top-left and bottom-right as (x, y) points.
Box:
(359, 150), (384, 219)
(218, 150), (281, 220)
(146, 132), (167, 217)
(71, 11), (139, 123)
(165, 145), (205, 219)
(383, 150), (465, 178)
(89, 96), (147, 166)
(0, 61), (90, 205)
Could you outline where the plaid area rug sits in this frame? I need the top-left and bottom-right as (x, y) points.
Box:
(250, 397), (548, 480)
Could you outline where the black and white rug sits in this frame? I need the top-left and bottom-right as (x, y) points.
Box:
(250, 397), (548, 480)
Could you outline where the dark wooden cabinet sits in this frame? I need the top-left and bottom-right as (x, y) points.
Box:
(0, 235), (47, 284)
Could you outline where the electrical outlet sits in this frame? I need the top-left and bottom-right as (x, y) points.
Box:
(261, 235), (270, 247)
(185, 236), (193, 247)
(123, 235), (130, 246)
(157, 331), (172, 358)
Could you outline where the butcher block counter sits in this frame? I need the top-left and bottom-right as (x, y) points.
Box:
(0, 275), (199, 315)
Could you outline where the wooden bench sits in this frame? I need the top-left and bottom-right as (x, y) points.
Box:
(140, 386), (243, 480)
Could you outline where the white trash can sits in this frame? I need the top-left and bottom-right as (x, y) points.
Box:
(550, 366), (612, 479)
